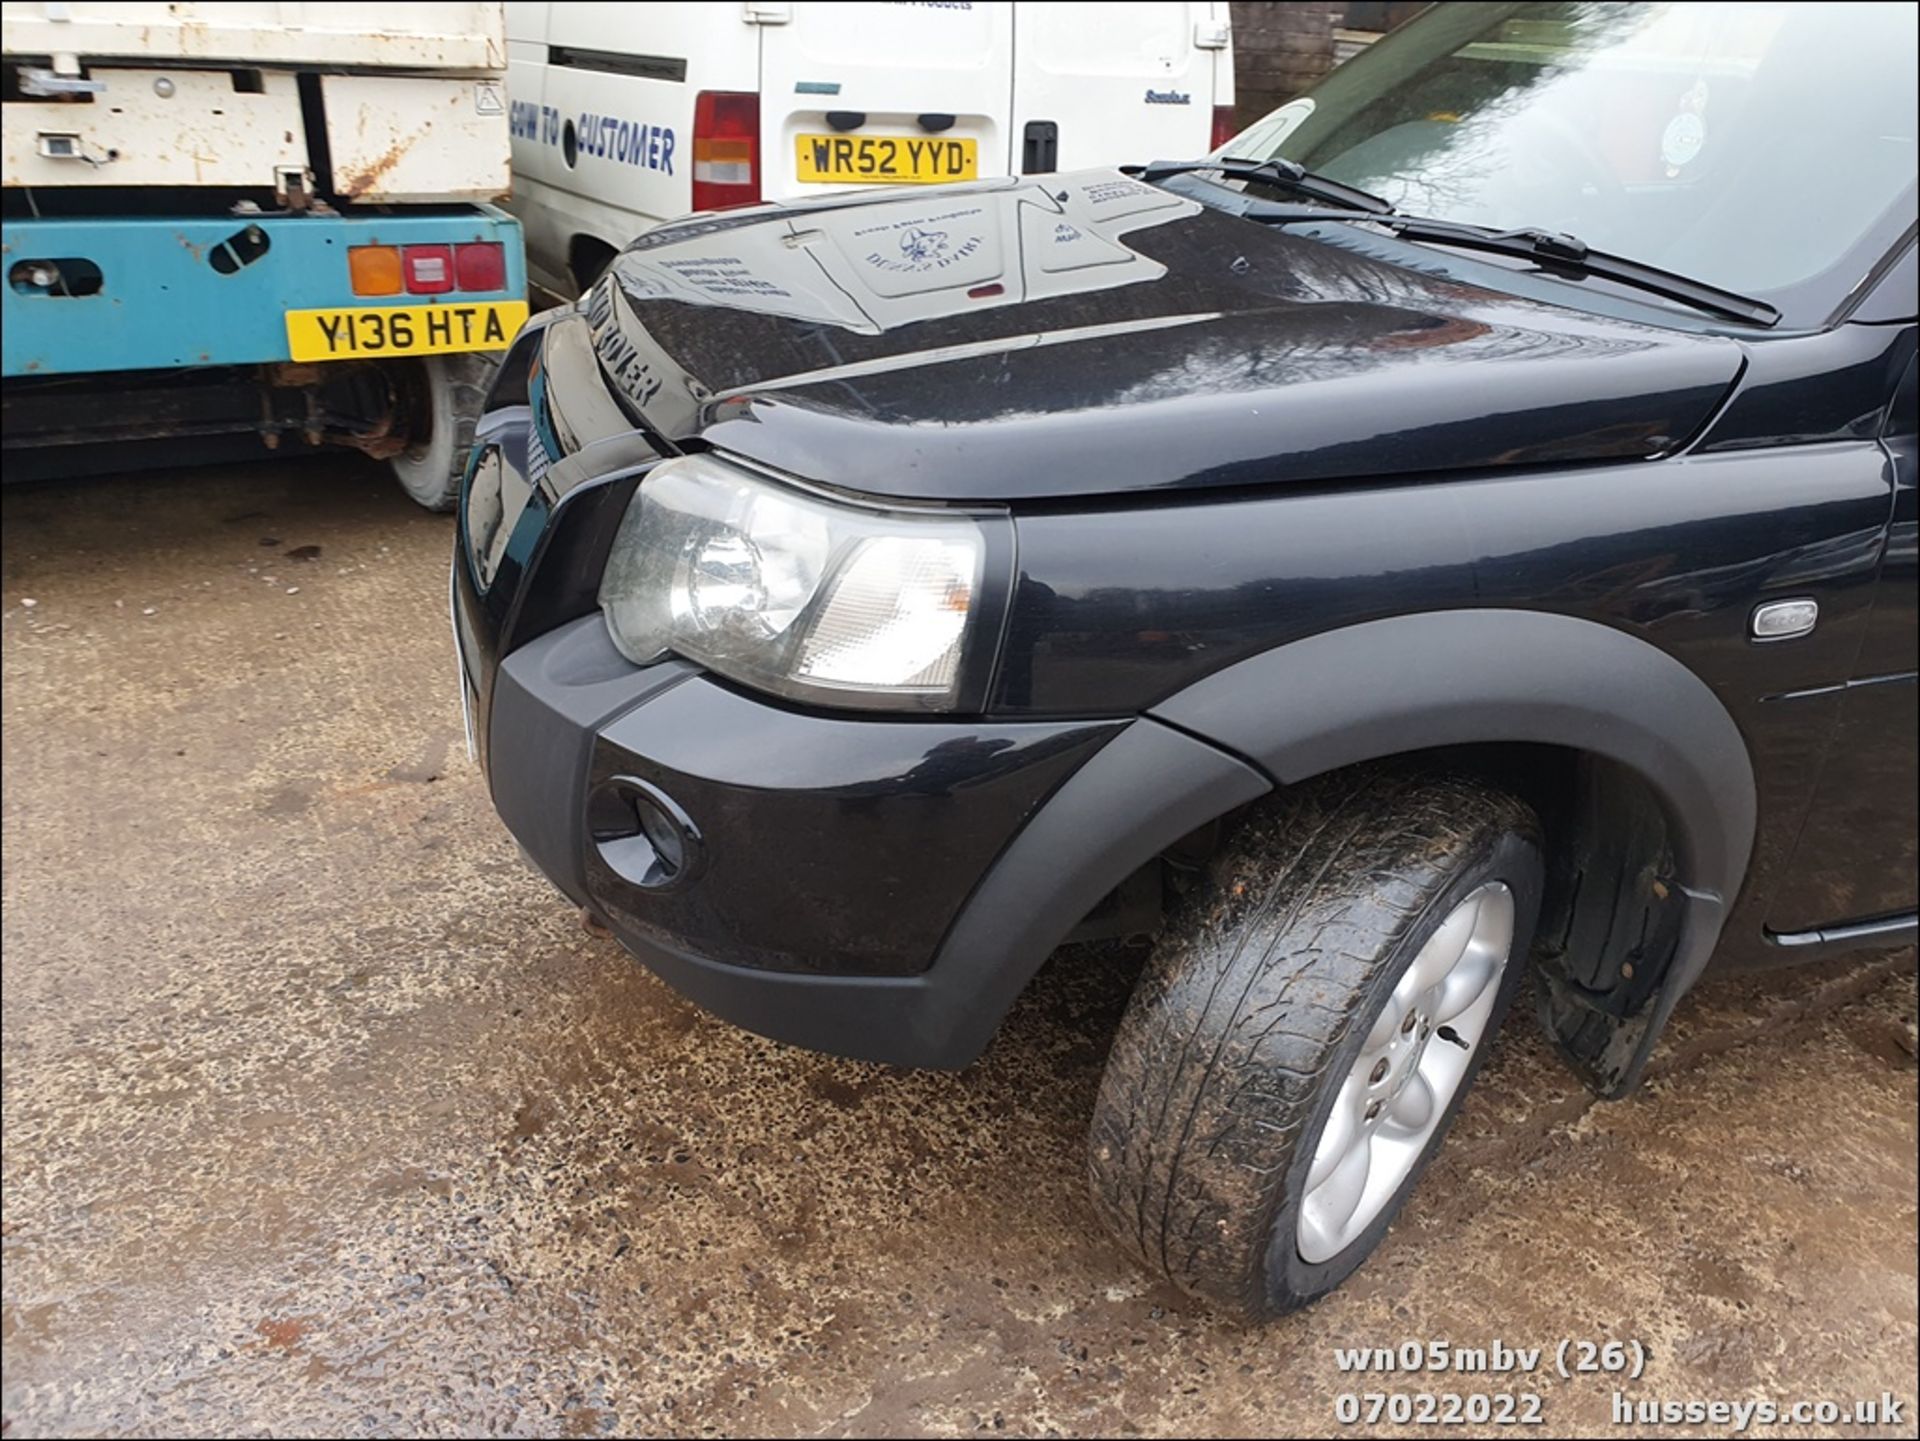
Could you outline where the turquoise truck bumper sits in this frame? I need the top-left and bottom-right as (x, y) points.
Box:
(1, 204), (525, 379)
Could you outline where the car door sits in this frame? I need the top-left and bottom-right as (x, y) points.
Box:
(1763, 341), (1919, 936)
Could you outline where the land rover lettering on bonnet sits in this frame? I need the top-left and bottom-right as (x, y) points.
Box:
(454, 1), (1918, 1319)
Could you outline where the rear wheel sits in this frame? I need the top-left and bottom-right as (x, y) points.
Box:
(1088, 768), (1543, 1321)
(388, 353), (496, 512)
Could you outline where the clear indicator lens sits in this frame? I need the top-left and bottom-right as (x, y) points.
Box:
(798, 537), (975, 692)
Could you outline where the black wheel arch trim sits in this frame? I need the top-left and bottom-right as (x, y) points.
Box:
(1145, 607), (1759, 1095)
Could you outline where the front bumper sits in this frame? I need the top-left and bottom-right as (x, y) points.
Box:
(461, 607), (1269, 1067)
(451, 304), (1270, 1066)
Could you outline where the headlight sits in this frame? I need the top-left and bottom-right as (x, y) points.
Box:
(598, 454), (988, 710)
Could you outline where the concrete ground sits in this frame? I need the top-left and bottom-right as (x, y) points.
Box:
(2, 457), (1915, 1440)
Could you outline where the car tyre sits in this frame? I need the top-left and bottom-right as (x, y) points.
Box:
(389, 352), (496, 512)
(1088, 767), (1543, 1321)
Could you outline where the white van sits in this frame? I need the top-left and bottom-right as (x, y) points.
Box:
(504, 0), (1234, 300)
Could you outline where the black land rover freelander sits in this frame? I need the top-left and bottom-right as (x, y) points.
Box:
(453, 0), (1918, 1318)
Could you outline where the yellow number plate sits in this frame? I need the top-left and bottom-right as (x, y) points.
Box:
(794, 133), (977, 185)
(285, 300), (528, 363)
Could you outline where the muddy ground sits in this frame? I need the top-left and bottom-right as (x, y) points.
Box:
(3, 458), (1915, 1439)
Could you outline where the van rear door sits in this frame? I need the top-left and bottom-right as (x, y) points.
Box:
(758, 2), (1014, 199)
(1011, 2), (1227, 174)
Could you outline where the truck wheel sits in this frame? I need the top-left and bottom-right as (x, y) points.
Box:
(388, 353), (495, 512)
(1088, 768), (1543, 1321)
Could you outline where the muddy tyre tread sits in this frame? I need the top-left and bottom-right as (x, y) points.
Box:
(1088, 767), (1540, 1320)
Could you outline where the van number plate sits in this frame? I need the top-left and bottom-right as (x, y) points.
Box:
(284, 301), (529, 363)
(794, 134), (978, 184)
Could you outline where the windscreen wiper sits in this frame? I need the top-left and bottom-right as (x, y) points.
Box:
(1212, 196), (1781, 329)
(1375, 214), (1778, 327)
(1125, 155), (1395, 215)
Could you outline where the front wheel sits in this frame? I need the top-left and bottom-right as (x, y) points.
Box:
(1088, 768), (1543, 1321)
(387, 352), (496, 512)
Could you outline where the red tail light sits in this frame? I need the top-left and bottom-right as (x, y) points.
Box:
(1211, 104), (1238, 152)
(454, 241), (506, 292)
(692, 90), (761, 213)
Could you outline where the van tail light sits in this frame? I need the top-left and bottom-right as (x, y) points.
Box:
(1211, 104), (1238, 153)
(692, 90), (761, 212)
